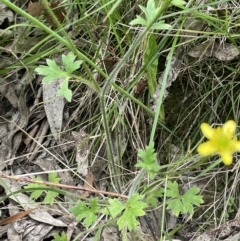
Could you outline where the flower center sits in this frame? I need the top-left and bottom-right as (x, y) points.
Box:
(216, 133), (230, 150)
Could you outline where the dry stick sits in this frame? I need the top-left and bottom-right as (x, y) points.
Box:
(28, 119), (49, 162)
(0, 173), (128, 199)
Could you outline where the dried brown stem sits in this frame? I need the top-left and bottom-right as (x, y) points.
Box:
(0, 173), (128, 199)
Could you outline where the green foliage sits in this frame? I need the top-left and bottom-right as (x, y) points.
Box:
(35, 59), (68, 83)
(35, 52), (82, 102)
(61, 52), (82, 75)
(24, 173), (61, 204)
(166, 181), (204, 216)
(69, 198), (100, 228)
(130, 0), (185, 97)
(129, 0), (171, 30)
(102, 194), (147, 231)
(49, 172), (61, 183)
(143, 185), (164, 207)
(58, 78), (72, 102)
(103, 199), (125, 218)
(52, 231), (67, 241)
(144, 34), (158, 96)
(225, 196), (235, 219)
(171, 0), (187, 7)
(135, 142), (159, 179)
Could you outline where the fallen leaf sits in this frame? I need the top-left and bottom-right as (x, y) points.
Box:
(44, 2), (66, 27)
(0, 3), (14, 25)
(151, 56), (182, 110)
(28, 1), (66, 28)
(28, 1), (44, 17)
(0, 208), (37, 226)
(43, 77), (64, 141)
(12, 219), (53, 240)
(72, 130), (89, 177)
(29, 208), (67, 227)
(187, 41), (239, 61)
(82, 171), (95, 197)
(214, 42), (239, 61)
(0, 80), (18, 108)
(134, 80), (148, 97)
(101, 226), (119, 241)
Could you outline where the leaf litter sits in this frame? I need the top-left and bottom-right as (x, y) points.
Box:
(0, 0), (240, 240)
(42, 76), (64, 142)
(0, 3), (14, 25)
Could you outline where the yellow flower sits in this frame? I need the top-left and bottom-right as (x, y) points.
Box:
(197, 120), (240, 165)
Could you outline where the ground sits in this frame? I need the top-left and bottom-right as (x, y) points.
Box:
(0, 0), (240, 241)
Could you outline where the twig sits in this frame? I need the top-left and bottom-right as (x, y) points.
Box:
(0, 173), (128, 199)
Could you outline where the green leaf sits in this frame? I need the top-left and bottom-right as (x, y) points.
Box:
(58, 78), (72, 102)
(44, 191), (59, 204)
(167, 198), (183, 216)
(35, 59), (67, 83)
(140, 0), (158, 24)
(117, 194), (147, 231)
(48, 172), (61, 183)
(102, 198), (125, 218)
(129, 16), (147, 26)
(44, 173), (61, 204)
(62, 52), (82, 74)
(24, 173), (61, 204)
(166, 181), (203, 216)
(171, 0), (186, 7)
(144, 186), (164, 207)
(135, 142), (159, 179)
(137, 142), (156, 164)
(35, 53), (82, 102)
(24, 176), (45, 200)
(144, 34), (158, 95)
(166, 181), (179, 199)
(70, 198), (100, 227)
(159, 104), (165, 123)
(129, 0), (172, 30)
(150, 22), (171, 30)
(52, 231), (68, 241)
(182, 187), (204, 213)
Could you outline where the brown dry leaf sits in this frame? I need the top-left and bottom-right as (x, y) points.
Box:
(0, 208), (37, 226)
(134, 79), (148, 97)
(28, 1), (44, 17)
(44, 2), (66, 27)
(82, 171), (95, 197)
(28, 1), (66, 27)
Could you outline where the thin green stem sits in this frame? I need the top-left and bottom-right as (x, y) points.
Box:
(2, 0), (106, 79)
(100, 0), (173, 194)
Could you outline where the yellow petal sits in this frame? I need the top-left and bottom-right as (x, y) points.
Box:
(230, 139), (240, 152)
(219, 151), (233, 165)
(222, 120), (236, 138)
(200, 123), (215, 140)
(197, 141), (218, 156)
